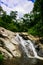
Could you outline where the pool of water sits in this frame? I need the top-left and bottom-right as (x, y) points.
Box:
(1, 56), (43, 65)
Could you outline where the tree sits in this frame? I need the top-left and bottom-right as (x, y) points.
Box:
(10, 11), (17, 20)
(29, 0), (43, 37)
(0, 6), (4, 17)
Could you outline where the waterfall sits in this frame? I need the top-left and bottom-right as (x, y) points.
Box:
(15, 33), (43, 60)
(15, 34), (37, 58)
(26, 40), (37, 57)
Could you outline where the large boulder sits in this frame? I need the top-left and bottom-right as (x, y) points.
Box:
(0, 27), (21, 59)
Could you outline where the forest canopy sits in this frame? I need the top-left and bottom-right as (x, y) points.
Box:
(0, 0), (43, 37)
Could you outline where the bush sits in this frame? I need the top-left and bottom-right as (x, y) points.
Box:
(0, 53), (4, 63)
(28, 22), (43, 37)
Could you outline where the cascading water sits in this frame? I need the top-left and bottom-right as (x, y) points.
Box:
(15, 33), (43, 60)
(26, 40), (38, 57)
(15, 33), (37, 58)
(15, 34), (31, 57)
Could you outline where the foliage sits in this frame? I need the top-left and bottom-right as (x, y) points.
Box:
(0, 1), (43, 37)
(0, 54), (4, 62)
(29, 0), (43, 37)
(28, 22), (43, 37)
(0, 52), (4, 65)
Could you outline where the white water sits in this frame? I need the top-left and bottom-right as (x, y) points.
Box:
(27, 40), (37, 57)
(15, 34), (43, 60)
(15, 34), (37, 57)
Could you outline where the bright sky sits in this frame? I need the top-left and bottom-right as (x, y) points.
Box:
(0, 0), (34, 18)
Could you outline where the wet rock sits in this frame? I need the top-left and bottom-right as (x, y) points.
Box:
(35, 43), (43, 57)
(38, 49), (43, 57)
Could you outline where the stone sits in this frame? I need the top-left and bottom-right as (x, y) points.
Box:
(0, 27), (21, 59)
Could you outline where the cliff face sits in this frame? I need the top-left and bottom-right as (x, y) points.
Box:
(0, 27), (21, 59)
